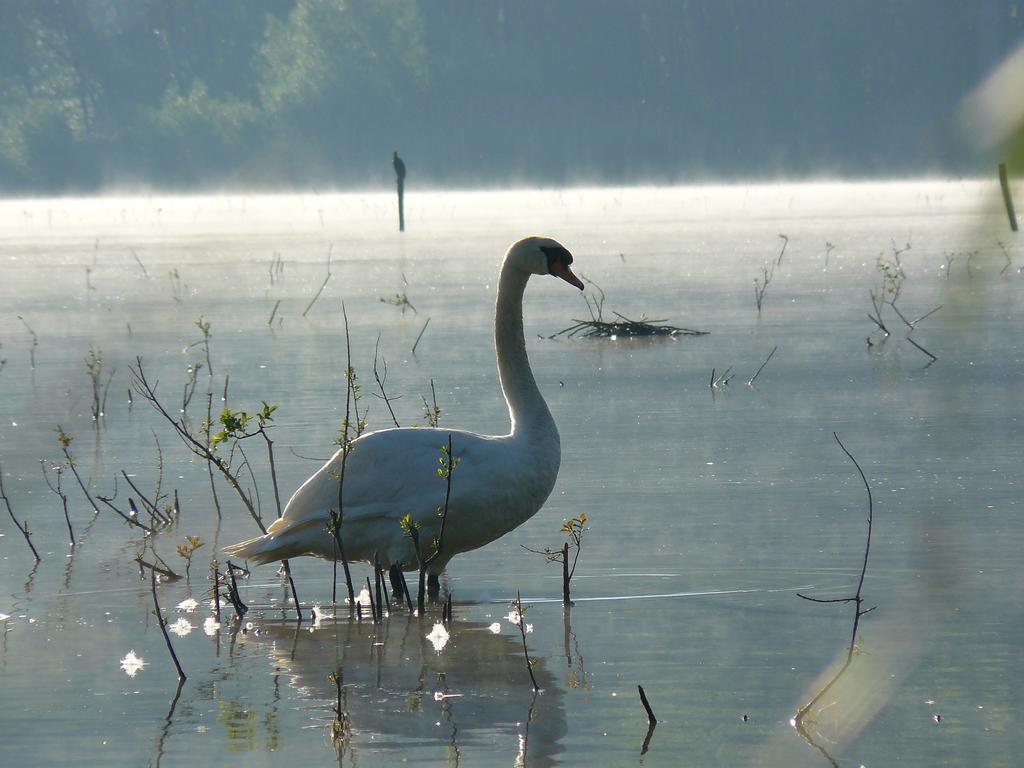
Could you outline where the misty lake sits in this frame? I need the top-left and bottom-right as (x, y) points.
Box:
(0, 181), (1021, 767)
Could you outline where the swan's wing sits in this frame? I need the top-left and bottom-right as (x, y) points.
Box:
(275, 427), (508, 531)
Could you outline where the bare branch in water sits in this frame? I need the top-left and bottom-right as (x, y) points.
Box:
(372, 333), (401, 428)
(41, 461), (74, 546)
(638, 685), (657, 724)
(638, 684), (658, 755)
(906, 336), (938, 363)
(793, 433), (875, 731)
(302, 244), (333, 318)
(17, 315), (38, 369)
(997, 241), (1013, 276)
(748, 346), (779, 387)
(131, 250), (149, 277)
(1, 463), (41, 561)
(513, 591), (540, 692)
(411, 317), (431, 355)
(910, 305), (943, 327)
(151, 570), (187, 682)
(776, 233), (789, 266)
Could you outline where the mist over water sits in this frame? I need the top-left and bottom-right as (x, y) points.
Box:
(0, 181), (1021, 766)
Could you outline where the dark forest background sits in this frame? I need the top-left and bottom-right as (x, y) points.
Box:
(2, 0), (1022, 194)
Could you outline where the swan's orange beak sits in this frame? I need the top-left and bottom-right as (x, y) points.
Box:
(550, 261), (584, 290)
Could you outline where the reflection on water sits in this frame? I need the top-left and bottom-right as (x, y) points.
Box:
(253, 614), (566, 765)
(0, 182), (1021, 766)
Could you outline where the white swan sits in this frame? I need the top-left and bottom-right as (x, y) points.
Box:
(224, 236), (583, 585)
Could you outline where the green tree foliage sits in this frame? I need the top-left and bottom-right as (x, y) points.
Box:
(1, 1), (1022, 192)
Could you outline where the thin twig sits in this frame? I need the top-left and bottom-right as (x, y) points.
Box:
(132, 250), (149, 277)
(259, 418), (303, 624)
(562, 542), (570, 606)
(366, 577), (378, 623)
(747, 345), (778, 387)
(997, 241), (1013, 276)
(96, 489), (155, 534)
(332, 304), (356, 607)
(398, 569), (414, 613)
(1, 464), (41, 561)
(712, 366), (734, 388)
(373, 553), (384, 619)
(152, 431), (166, 512)
(57, 430), (100, 517)
(514, 591), (539, 692)
(224, 561), (248, 619)
(302, 245), (333, 318)
(641, 720), (657, 756)
(906, 336), (938, 362)
(211, 560), (222, 624)
(776, 233), (789, 266)
(41, 461), (74, 546)
(910, 305), (943, 326)
(151, 570), (187, 682)
(793, 432), (874, 728)
(282, 560), (302, 623)
(372, 334), (401, 428)
(638, 684), (657, 724)
(131, 360), (264, 533)
(137, 556), (180, 581)
(18, 316), (38, 369)
(411, 317), (431, 355)
(422, 378), (441, 427)
(204, 393), (222, 520)
(121, 470), (168, 524)
(405, 433), (457, 613)
(866, 312), (889, 336)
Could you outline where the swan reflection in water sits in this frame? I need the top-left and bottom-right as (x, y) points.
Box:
(256, 613), (567, 765)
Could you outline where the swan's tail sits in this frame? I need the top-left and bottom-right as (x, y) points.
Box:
(223, 518), (312, 566)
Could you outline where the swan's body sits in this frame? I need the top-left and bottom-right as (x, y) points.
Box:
(224, 236), (582, 574)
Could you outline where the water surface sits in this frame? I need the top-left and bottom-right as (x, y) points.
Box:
(0, 182), (1021, 766)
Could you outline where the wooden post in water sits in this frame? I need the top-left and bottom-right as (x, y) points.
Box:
(998, 163), (1018, 232)
(397, 178), (405, 232)
(393, 151), (406, 232)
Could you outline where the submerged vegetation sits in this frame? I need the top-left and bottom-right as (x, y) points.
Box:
(551, 278), (707, 339)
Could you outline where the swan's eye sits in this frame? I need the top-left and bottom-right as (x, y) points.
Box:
(540, 245), (573, 271)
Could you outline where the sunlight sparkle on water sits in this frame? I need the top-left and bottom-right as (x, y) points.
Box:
(426, 622), (450, 653)
(348, 587), (372, 607)
(169, 618), (193, 637)
(119, 651), (146, 678)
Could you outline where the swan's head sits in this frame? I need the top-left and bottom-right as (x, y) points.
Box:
(507, 236), (584, 290)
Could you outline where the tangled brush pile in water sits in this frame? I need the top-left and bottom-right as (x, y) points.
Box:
(549, 276), (707, 339)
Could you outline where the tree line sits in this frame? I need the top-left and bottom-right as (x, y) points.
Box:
(1, 0), (1020, 193)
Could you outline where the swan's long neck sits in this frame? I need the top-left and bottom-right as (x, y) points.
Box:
(495, 259), (557, 442)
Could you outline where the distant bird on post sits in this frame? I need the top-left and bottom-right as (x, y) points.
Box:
(393, 151), (406, 232)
